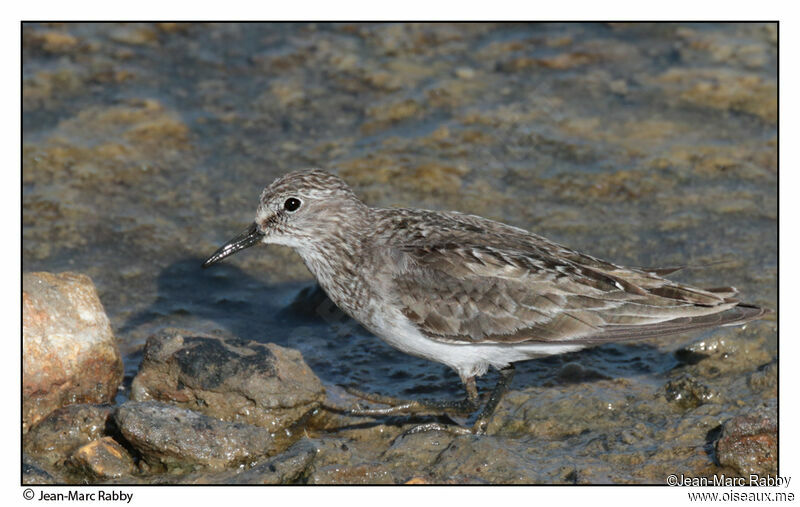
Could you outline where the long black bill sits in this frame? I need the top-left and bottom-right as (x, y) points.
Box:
(202, 222), (265, 268)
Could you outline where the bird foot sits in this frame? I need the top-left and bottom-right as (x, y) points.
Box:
(397, 415), (492, 439)
(343, 386), (478, 417)
(333, 366), (514, 436)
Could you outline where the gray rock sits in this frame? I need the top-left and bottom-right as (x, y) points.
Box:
(131, 328), (324, 432)
(172, 439), (318, 484)
(427, 435), (537, 483)
(22, 272), (123, 432)
(114, 401), (282, 470)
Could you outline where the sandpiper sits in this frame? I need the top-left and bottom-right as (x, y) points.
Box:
(202, 169), (770, 434)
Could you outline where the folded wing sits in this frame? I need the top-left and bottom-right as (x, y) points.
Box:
(386, 240), (767, 345)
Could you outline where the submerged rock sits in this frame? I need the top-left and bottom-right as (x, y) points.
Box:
(664, 374), (715, 409)
(747, 361), (777, 396)
(131, 328), (324, 432)
(22, 272), (123, 432)
(114, 401), (281, 471)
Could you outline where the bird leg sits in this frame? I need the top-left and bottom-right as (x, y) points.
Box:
(402, 365), (516, 436)
(341, 365), (516, 436)
(471, 364), (515, 434)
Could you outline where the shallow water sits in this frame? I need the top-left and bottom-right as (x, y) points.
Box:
(22, 22), (777, 482)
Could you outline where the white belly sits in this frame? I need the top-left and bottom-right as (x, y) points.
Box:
(366, 307), (585, 382)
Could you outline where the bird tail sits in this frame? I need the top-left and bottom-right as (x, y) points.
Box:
(573, 303), (772, 344)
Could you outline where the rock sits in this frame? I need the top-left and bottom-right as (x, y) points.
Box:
(114, 401), (282, 470)
(22, 272), (123, 432)
(229, 439), (316, 484)
(23, 403), (115, 467)
(131, 328), (324, 432)
(307, 462), (395, 484)
(674, 328), (772, 377)
(716, 407), (777, 475)
(664, 374), (715, 409)
(67, 437), (136, 480)
(173, 439), (317, 484)
(748, 361), (777, 395)
(381, 430), (457, 477)
(426, 435), (535, 483)
(556, 361), (610, 383)
(23, 454), (62, 485)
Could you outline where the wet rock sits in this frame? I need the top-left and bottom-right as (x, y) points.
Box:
(229, 439), (317, 484)
(67, 437), (136, 480)
(716, 407), (777, 475)
(23, 454), (62, 485)
(556, 361), (610, 383)
(22, 272), (123, 432)
(130, 328), (324, 432)
(679, 325), (773, 378)
(427, 435), (537, 483)
(23, 403), (115, 467)
(747, 361), (777, 395)
(307, 462), (395, 484)
(114, 401), (281, 471)
(381, 430), (457, 480)
(664, 374), (715, 409)
(169, 438), (317, 484)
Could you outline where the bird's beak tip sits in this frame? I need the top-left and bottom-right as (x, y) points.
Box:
(201, 222), (264, 269)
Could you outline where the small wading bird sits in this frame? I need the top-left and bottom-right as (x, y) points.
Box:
(203, 169), (770, 435)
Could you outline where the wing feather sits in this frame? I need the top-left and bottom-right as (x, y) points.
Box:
(377, 219), (765, 344)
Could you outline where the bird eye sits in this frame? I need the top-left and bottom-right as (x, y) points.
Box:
(283, 197), (301, 212)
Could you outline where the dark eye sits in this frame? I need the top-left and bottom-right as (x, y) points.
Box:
(283, 197), (301, 212)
